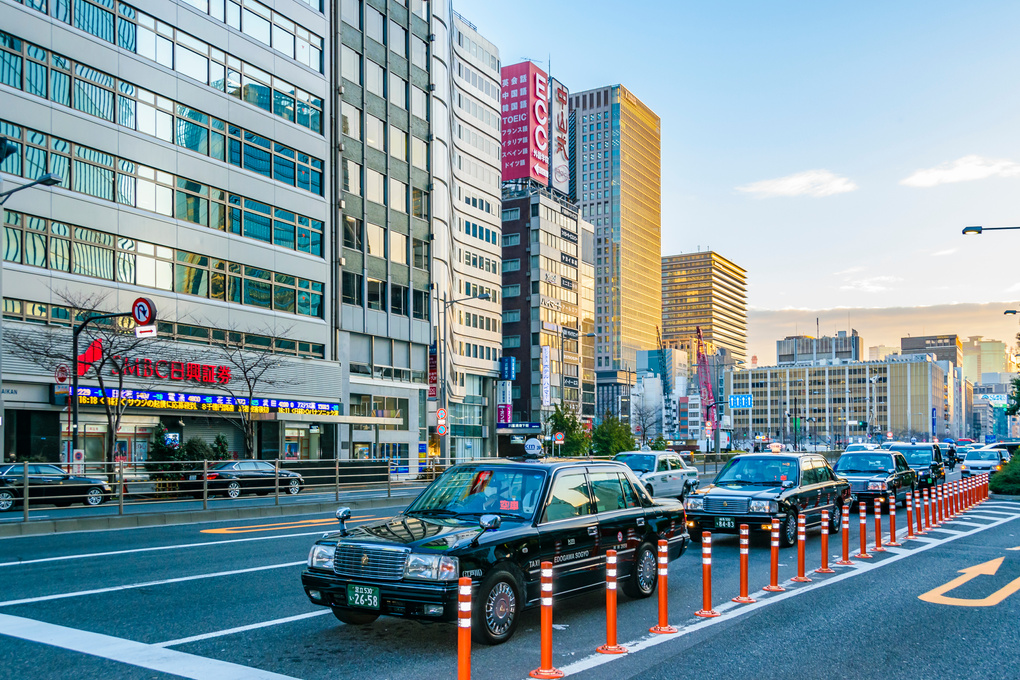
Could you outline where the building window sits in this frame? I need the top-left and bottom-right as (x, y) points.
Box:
(343, 159), (362, 196)
(501, 207), (519, 221)
(501, 233), (520, 247)
(391, 283), (408, 316)
(365, 6), (385, 44)
(504, 335), (520, 349)
(503, 258), (520, 272)
(341, 44), (361, 84)
(502, 309), (520, 323)
(341, 101), (361, 139)
(390, 231), (408, 264)
(343, 216), (363, 250)
(412, 238), (429, 269)
(365, 114), (385, 151)
(365, 168), (385, 204)
(502, 284), (520, 298)
(365, 60), (385, 98)
(367, 278), (386, 311)
(412, 289), (429, 320)
(366, 222), (386, 258)
(342, 271), (363, 306)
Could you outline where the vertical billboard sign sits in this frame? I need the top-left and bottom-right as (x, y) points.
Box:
(549, 77), (570, 193)
(428, 343), (438, 400)
(497, 380), (512, 426)
(500, 61), (549, 184)
(541, 346), (551, 407)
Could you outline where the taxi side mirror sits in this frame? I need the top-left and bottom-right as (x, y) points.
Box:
(335, 506), (352, 535)
(781, 480), (795, 489)
(473, 514), (501, 547)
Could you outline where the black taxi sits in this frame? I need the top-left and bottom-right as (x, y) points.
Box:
(301, 457), (688, 644)
(832, 450), (917, 508)
(684, 453), (853, 547)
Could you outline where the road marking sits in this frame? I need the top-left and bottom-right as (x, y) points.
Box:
(919, 557), (1020, 607)
(943, 521), (986, 528)
(553, 509), (1020, 678)
(155, 610), (331, 647)
(960, 515), (1004, 521)
(0, 613), (299, 680)
(0, 561), (305, 607)
(200, 515), (373, 534)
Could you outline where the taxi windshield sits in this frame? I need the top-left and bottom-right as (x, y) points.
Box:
(834, 453), (894, 474)
(716, 456), (799, 485)
(406, 466), (547, 521)
(895, 448), (932, 466)
(966, 450), (1000, 461)
(613, 453), (657, 473)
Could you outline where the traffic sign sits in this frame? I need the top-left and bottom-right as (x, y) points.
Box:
(54, 364), (68, 384)
(131, 297), (157, 326)
(728, 394), (753, 409)
(437, 424), (448, 436)
(134, 325), (157, 338)
(524, 438), (543, 455)
(437, 408), (448, 422)
(554, 432), (565, 443)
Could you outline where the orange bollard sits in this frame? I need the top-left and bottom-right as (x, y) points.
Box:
(458, 577), (471, 680)
(915, 487), (926, 534)
(694, 532), (720, 617)
(529, 562), (563, 679)
(792, 514), (811, 582)
(733, 524), (756, 603)
(763, 519), (786, 591)
(905, 491), (915, 539)
(816, 509), (835, 574)
(872, 498), (886, 552)
(954, 480), (961, 515)
(946, 482), (954, 518)
(922, 488), (931, 530)
(649, 540), (677, 634)
(965, 478), (971, 508)
(887, 494), (901, 546)
(983, 473), (989, 501)
(937, 486), (945, 524)
(835, 506), (854, 566)
(597, 550), (626, 654)
(931, 487), (941, 528)
(855, 501), (873, 559)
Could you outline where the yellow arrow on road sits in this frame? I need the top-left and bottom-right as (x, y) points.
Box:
(919, 557), (1020, 607)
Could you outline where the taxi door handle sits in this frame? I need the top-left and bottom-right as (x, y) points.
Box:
(588, 526), (598, 536)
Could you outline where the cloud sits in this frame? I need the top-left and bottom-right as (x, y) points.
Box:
(900, 154), (1020, 188)
(931, 248), (958, 257)
(1005, 282), (1020, 293)
(736, 169), (858, 198)
(833, 266), (865, 276)
(839, 276), (901, 293)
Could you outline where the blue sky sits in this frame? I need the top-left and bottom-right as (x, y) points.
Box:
(456, 0), (1020, 360)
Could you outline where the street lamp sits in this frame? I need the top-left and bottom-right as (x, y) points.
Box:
(961, 225), (1020, 235)
(1, 136), (64, 458)
(437, 291), (490, 464)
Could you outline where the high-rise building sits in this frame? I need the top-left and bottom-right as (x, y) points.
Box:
(776, 330), (861, 366)
(428, 10), (503, 460)
(1, 0), (343, 460)
(962, 335), (1016, 384)
(569, 85), (661, 418)
(662, 251), (747, 366)
(900, 334), (963, 368)
(869, 345), (899, 361)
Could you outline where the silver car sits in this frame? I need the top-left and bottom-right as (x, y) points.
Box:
(613, 450), (700, 499)
(961, 448), (1008, 477)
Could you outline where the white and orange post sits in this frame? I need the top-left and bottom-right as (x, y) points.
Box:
(872, 498), (886, 552)
(792, 514), (811, 582)
(915, 487), (926, 535)
(887, 494), (901, 547)
(855, 501), (872, 559)
(922, 488), (931, 530)
(835, 507), (854, 566)
(649, 540), (677, 634)
(529, 562), (563, 679)
(458, 577), (471, 680)
(596, 550), (626, 654)
(905, 491), (915, 539)
(694, 532), (720, 617)
(764, 519), (786, 591)
(733, 524), (756, 603)
(815, 509), (835, 574)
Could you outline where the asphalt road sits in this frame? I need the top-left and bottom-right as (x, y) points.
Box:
(0, 473), (1017, 680)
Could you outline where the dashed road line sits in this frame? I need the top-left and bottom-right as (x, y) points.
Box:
(155, 610), (331, 647)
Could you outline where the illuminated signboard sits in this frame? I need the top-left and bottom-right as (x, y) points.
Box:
(501, 61), (549, 184)
(73, 387), (339, 416)
(548, 77), (570, 194)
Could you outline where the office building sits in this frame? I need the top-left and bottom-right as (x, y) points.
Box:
(869, 345), (899, 362)
(662, 251), (747, 366)
(962, 335), (1016, 385)
(776, 330), (862, 366)
(427, 9), (503, 460)
(1, 0), (351, 461)
(500, 186), (593, 427)
(900, 334), (963, 368)
(569, 85), (661, 419)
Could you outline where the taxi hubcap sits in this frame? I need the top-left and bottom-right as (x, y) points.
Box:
(637, 549), (656, 592)
(486, 582), (515, 634)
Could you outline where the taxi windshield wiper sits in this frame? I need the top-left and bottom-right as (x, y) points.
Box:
(407, 508), (459, 517)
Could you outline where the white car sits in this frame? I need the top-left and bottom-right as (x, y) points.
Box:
(612, 450), (700, 499)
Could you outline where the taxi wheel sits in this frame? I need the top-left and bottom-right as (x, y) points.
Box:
(622, 542), (658, 599)
(645, 484), (654, 497)
(473, 568), (521, 645)
(780, 510), (797, 547)
(828, 503), (842, 533)
(331, 606), (379, 625)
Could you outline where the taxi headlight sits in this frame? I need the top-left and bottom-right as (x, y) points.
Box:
(308, 544), (334, 571)
(994, 465), (1002, 471)
(685, 497), (704, 511)
(867, 481), (887, 491)
(405, 553), (460, 581)
(749, 500), (777, 514)
(960, 465), (968, 471)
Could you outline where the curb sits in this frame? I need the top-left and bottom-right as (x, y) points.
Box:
(0, 495), (407, 539)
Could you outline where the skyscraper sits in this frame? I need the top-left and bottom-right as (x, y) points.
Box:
(662, 251), (748, 366)
(569, 85), (661, 419)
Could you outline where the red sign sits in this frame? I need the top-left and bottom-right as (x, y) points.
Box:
(428, 343), (438, 399)
(501, 61), (549, 184)
(77, 339), (103, 377)
(131, 297), (156, 326)
(497, 404), (511, 426)
(109, 355), (231, 385)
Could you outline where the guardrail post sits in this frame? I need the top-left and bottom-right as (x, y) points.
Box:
(118, 462), (124, 515)
(334, 456), (340, 503)
(22, 460), (29, 522)
(458, 576), (471, 680)
(274, 458), (280, 506)
(387, 457), (392, 498)
(202, 460), (209, 511)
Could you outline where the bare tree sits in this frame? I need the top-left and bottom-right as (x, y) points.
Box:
(631, 392), (662, 446)
(207, 327), (294, 459)
(5, 290), (170, 462)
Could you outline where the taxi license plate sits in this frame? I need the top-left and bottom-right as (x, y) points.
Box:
(347, 584), (380, 610)
(715, 517), (734, 529)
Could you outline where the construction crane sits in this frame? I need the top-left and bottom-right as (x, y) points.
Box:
(696, 327), (716, 441)
(656, 326), (676, 439)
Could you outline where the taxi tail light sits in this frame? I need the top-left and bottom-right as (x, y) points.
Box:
(205, 473), (219, 480)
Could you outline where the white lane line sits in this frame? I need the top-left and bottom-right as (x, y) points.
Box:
(155, 610), (331, 647)
(943, 521), (987, 528)
(961, 515), (1006, 521)
(0, 613), (298, 680)
(0, 561), (305, 607)
(967, 509), (1013, 516)
(0, 531), (328, 569)
(553, 511), (1020, 678)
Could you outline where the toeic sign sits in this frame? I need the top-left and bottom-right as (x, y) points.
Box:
(131, 297), (157, 326)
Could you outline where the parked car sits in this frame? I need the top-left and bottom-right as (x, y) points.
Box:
(180, 460), (304, 498)
(832, 450), (916, 509)
(684, 453), (853, 547)
(613, 450), (700, 499)
(888, 443), (945, 489)
(844, 443), (877, 453)
(961, 449), (1009, 478)
(301, 458), (689, 644)
(0, 463), (113, 511)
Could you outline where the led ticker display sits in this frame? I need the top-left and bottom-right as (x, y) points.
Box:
(73, 387), (339, 416)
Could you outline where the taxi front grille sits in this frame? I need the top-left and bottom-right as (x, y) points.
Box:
(849, 481), (867, 493)
(334, 544), (409, 581)
(704, 497), (749, 514)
